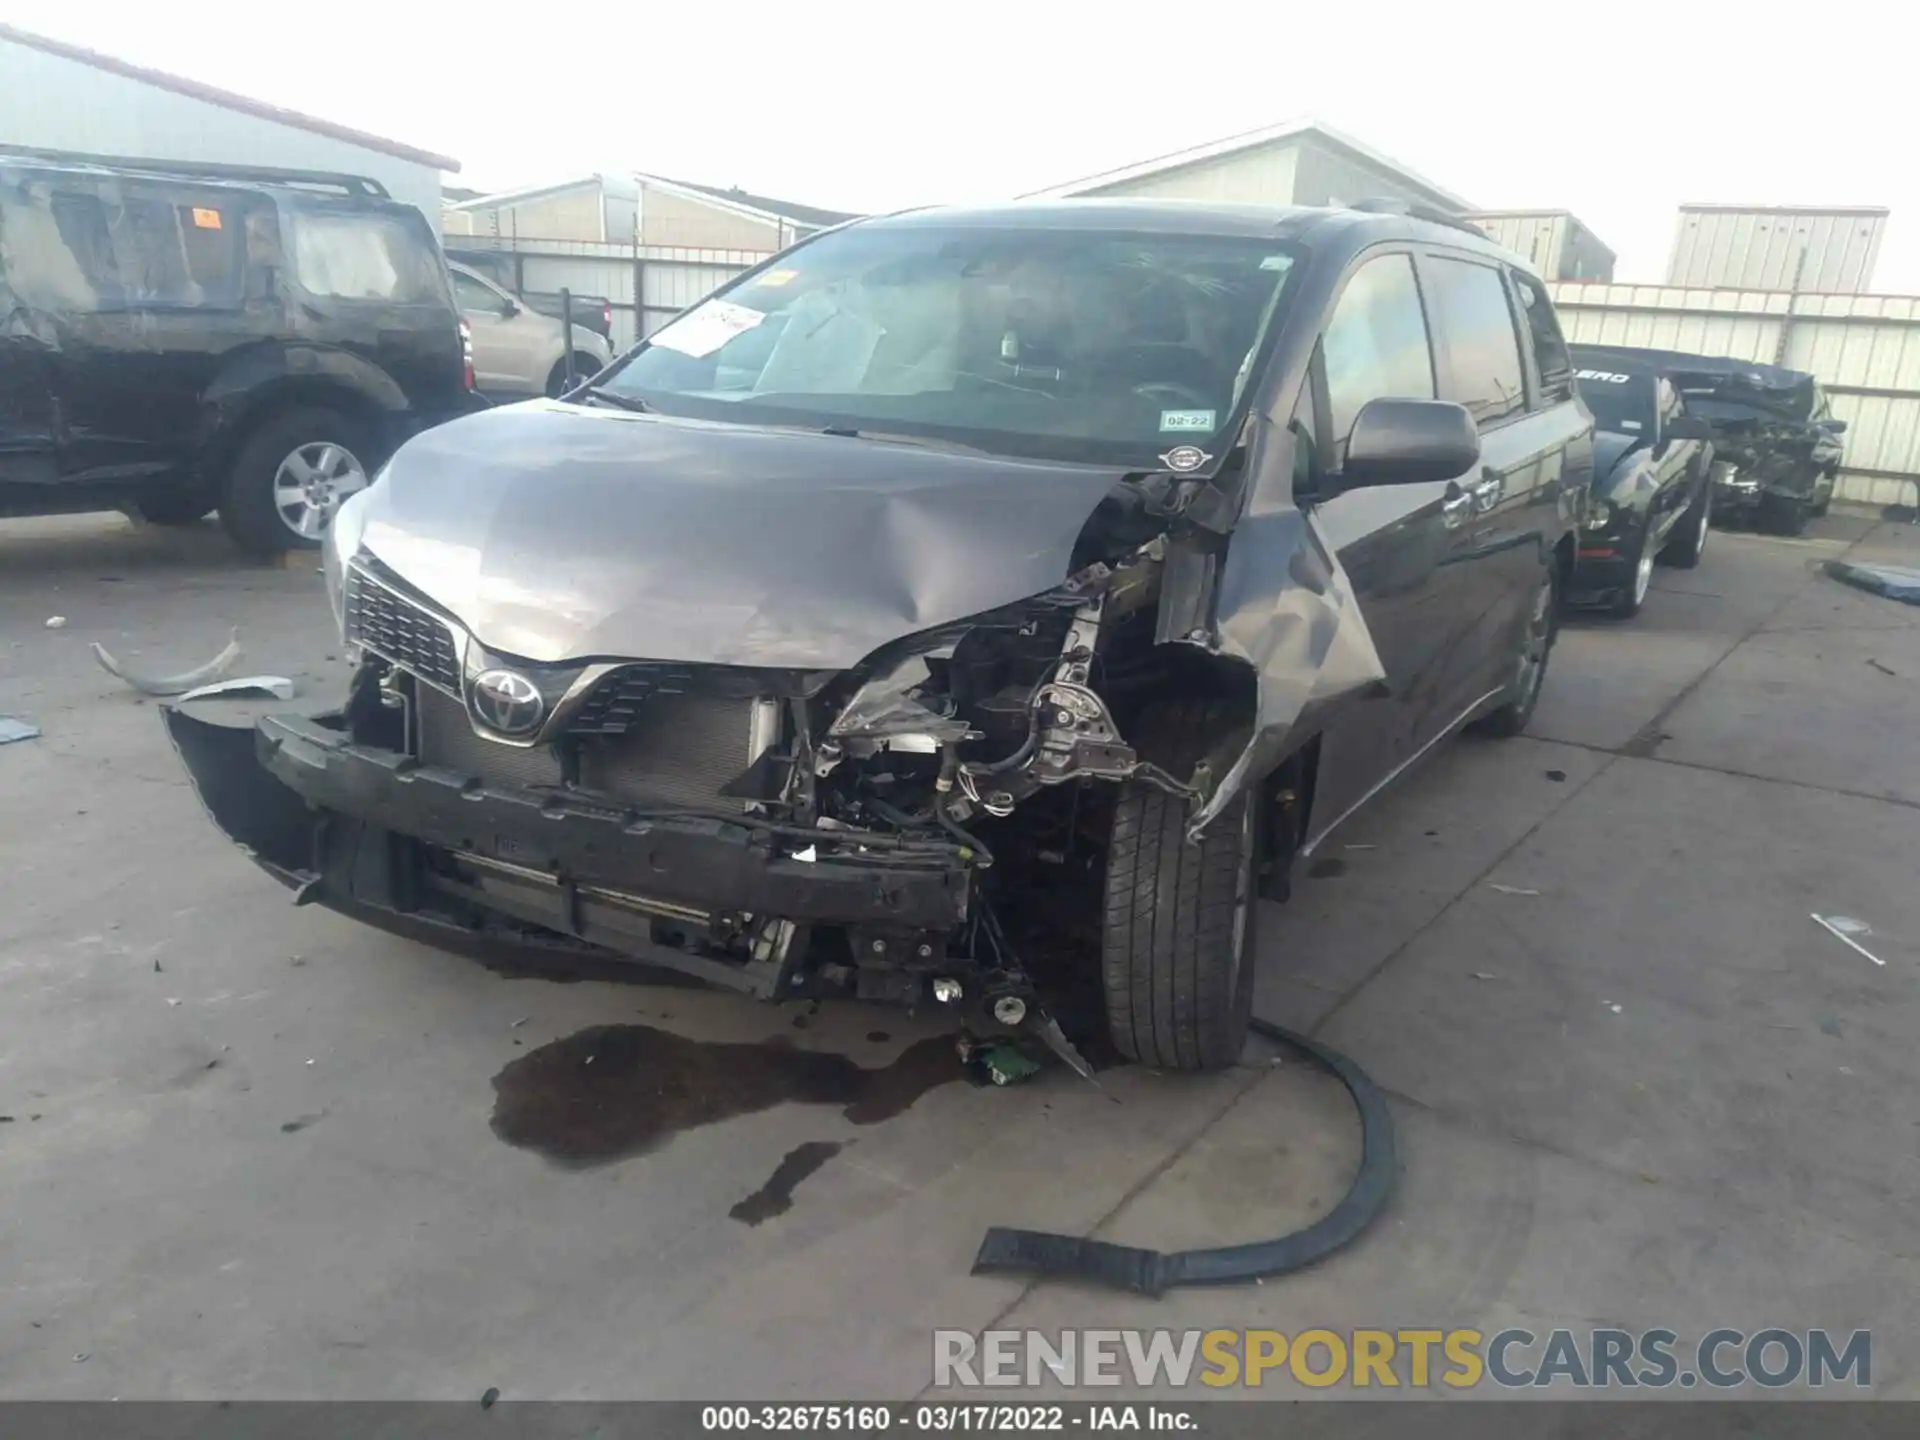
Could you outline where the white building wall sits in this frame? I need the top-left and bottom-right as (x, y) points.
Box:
(1290, 137), (1458, 212)
(1666, 208), (1888, 294)
(0, 34), (445, 228)
(1079, 142), (1299, 204)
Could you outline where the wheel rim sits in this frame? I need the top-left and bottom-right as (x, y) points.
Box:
(1697, 489), (1711, 552)
(1514, 570), (1555, 704)
(1633, 542), (1655, 607)
(272, 441), (368, 539)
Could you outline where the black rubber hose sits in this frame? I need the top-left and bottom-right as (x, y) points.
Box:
(970, 1018), (1396, 1296)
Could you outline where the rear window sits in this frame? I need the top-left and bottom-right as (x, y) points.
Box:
(0, 180), (242, 311)
(288, 207), (445, 303)
(1574, 367), (1657, 434)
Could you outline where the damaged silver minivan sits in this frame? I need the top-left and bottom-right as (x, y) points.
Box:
(169, 199), (1591, 1071)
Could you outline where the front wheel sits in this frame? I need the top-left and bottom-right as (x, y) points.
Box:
(1101, 695), (1259, 1072)
(1757, 491), (1809, 537)
(1473, 560), (1559, 738)
(547, 354), (602, 396)
(1609, 522), (1655, 619)
(1658, 480), (1711, 569)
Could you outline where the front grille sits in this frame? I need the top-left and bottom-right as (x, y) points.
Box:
(412, 683), (756, 812)
(578, 693), (757, 810)
(567, 664), (699, 736)
(415, 687), (564, 788)
(344, 565), (462, 695)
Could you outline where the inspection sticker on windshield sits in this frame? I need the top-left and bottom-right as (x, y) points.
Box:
(1160, 409), (1216, 433)
(649, 299), (767, 359)
(752, 268), (799, 287)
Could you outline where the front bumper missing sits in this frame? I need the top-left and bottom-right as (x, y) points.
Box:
(163, 707), (974, 996)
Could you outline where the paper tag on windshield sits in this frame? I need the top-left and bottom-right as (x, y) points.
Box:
(1161, 409), (1216, 433)
(649, 299), (767, 359)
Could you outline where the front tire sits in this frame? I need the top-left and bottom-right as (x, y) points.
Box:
(1473, 559), (1559, 737)
(1658, 479), (1711, 569)
(1757, 491), (1809, 537)
(219, 408), (372, 555)
(1101, 695), (1259, 1072)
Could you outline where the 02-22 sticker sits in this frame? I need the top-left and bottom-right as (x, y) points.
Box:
(1160, 408), (1216, 433)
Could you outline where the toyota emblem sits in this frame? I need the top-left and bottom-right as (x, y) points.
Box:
(471, 669), (545, 736)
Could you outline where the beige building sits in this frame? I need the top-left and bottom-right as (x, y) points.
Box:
(443, 173), (855, 250)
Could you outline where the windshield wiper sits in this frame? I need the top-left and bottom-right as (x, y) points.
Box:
(573, 385), (650, 413)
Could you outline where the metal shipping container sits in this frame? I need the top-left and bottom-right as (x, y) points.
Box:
(1666, 206), (1888, 294)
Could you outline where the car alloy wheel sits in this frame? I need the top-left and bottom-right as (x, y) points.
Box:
(273, 441), (368, 540)
(1514, 569), (1555, 707)
(1632, 543), (1655, 609)
(1696, 487), (1711, 553)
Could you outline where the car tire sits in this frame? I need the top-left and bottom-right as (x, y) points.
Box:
(1609, 521), (1655, 619)
(1473, 559), (1559, 737)
(547, 355), (601, 396)
(1101, 694), (1259, 1072)
(220, 408), (372, 555)
(1757, 491), (1809, 537)
(134, 490), (214, 526)
(1658, 480), (1711, 569)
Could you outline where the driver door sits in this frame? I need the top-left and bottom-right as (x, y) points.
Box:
(1299, 249), (1479, 840)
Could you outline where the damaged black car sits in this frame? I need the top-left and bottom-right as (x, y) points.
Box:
(168, 200), (1590, 1071)
(1568, 349), (1716, 616)
(1569, 344), (1845, 536)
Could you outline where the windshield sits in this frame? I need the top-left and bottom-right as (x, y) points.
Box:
(592, 224), (1300, 465)
(1574, 366), (1656, 436)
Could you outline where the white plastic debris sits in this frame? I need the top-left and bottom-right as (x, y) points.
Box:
(45, 616), (66, 629)
(175, 675), (296, 703)
(1488, 883), (1541, 896)
(0, 717), (41, 745)
(1811, 913), (1886, 967)
(1607, 1003), (1624, 1014)
(1471, 971), (1498, 981)
(791, 845), (818, 863)
(91, 630), (242, 697)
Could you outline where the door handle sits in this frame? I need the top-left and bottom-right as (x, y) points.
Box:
(1441, 488), (1474, 530)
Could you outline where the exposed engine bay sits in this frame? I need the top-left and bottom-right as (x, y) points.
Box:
(306, 509), (1257, 1071)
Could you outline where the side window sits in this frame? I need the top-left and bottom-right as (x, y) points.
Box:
(1427, 256), (1526, 425)
(1511, 270), (1573, 405)
(453, 270), (510, 316)
(1322, 253), (1435, 462)
(39, 187), (239, 309)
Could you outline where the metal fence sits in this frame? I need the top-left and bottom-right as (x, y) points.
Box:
(441, 234), (771, 350)
(1549, 281), (1920, 509)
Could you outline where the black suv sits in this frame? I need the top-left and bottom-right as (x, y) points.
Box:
(0, 151), (475, 552)
(169, 198), (1592, 1072)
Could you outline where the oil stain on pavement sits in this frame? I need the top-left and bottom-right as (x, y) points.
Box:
(490, 1024), (959, 1169)
(728, 1141), (846, 1225)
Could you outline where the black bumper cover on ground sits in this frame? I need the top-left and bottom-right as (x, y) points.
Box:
(164, 707), (974, 958)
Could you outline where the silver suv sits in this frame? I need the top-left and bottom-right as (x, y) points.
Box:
(448, 260), (612, 399)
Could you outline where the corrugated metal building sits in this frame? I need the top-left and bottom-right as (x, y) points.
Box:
(445, 174), (856, 250)
(1463, 210), (1616, 282)
(1666, 205), (1888, 294)
(1023, 119), (1470, 213)
(0, 22), (456, 226)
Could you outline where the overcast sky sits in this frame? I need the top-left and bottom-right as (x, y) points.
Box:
(7, 0), (1909, 289)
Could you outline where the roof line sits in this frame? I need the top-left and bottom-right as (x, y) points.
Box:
(1020, 117), (1470, 210)
(0, 22), (459, 172)
(634, 172), (786, 226)
(1677, 203), (1889, 217)
(446, 174), (635, 210)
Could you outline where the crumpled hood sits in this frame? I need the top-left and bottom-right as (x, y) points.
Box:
(354, 400), (1129, 668)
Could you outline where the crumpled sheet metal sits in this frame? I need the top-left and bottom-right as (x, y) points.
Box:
(1190, 492), (1387, 834)
(1824, 559), (1920, 605)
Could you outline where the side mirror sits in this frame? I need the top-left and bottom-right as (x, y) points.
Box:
(501, 297), (522, 317)
(1338, 398), (1481, 490)
(1821, 418), (1848, 434)
(1665, 415), (1715, 441)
